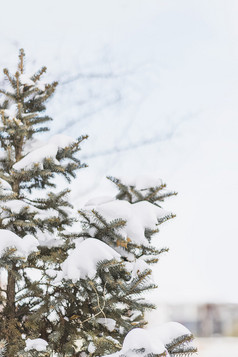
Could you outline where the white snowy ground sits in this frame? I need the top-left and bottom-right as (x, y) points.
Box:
(196, 338), (238, 357)
(0, 0), (238, 305)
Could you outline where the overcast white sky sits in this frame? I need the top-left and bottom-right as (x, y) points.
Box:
(0, 0), (238, 304)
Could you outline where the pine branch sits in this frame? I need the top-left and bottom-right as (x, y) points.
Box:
(169, 346), (198, 356)
(166, 334), (197, 356)
(3, 69), (16, 88)
(31, 66), (47, 82)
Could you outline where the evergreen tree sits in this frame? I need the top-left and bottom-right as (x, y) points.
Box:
(0, 50), (196, 357)
(77, 175), (177, 340)
(0, 49), (87, 356)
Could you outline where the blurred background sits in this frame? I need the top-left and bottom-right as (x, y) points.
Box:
(0, 1), (238, 355)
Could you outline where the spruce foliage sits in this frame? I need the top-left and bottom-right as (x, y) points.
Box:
(0, 50), (196, 357)
(77, 175), (178, 345)
(0, 49), (87, 356)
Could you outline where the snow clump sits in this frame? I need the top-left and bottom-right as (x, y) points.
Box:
(56, 238), (120, 283)
(0, 229), (38, 258)
(25, 338), (48, 352)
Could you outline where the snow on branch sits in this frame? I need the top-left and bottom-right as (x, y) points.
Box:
(13, 134), (76, 171)
(0, 229), (38, 259)
(24, 338), (48, 352)
(105, 328), (167, 357)
(114, 174), (163, 190)
(85, 199), (169, 246)
(104, 323), (197, 357)
(55, 238), (120, 283)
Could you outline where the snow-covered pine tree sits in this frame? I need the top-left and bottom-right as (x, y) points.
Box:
(0, 50), (197, 357)
(0, 50), (164, 356)
(75, 176), (197, 356)
(77, 175), (176, 330)
(0, 49), (88, 356)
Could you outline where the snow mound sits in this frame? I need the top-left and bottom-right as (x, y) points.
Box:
(147, 322), (191, 346)
(57, 238), (120, 283)
(19, 74), (46, 91)
(125, 258), (152, 281)
(13, 143), (59, 170)
(0, 229), (38, 258)
(0, 178), (12, 191)
(25, 338), (48, 352)
(13, 134), (76, 171)
(36, 230), (64, 248)
(0, 199), (59, 222)
(2, 104), (18, 119)
(106, 324), (194, 357)
(97, 318), (116, 332)
(123, 328), (165, 354)
(19, 74), (35, 86)
(1, 200), (29, 214)
(106, 328), (167, 357)
(86, 199), (168, 245)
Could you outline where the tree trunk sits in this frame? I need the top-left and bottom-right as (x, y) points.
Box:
(6, 269), (16, 317)
(4, 268), (21, 357)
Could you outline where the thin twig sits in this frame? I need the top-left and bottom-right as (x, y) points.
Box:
(82, 282), (107, 323)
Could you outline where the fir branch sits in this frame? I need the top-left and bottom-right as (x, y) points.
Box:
(169, 346), (198, 356)
(32, 66), (47, 82)
(166, 334), (197, 356)
(0, 89), (16, 100)
(3, 69), (16, 88)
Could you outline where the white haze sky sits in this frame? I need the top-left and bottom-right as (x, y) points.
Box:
(0, 0), (238, 304)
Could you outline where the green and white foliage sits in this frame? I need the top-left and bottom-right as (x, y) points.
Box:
(0, 50), (196, 357)
(80, 175), (176, 263)
(0, 49), (87, 356)
(107, 176), (177, 206)
(52, 235), (157, 356)
(104, 323), (197, 357)
(77, 175), (176, 340)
